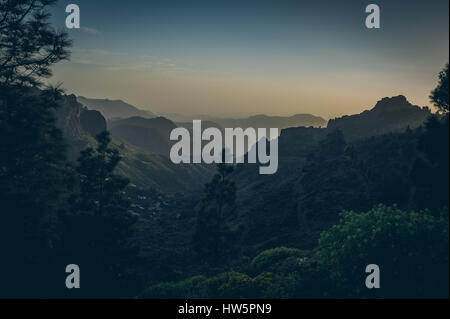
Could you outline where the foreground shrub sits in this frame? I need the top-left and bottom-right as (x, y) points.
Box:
(316, 205), (449, 298)
(140, 272), (243, 298)
(140, 275), (208, 298)
(250, 247), (308, 274)
(218, 272), (274, 298)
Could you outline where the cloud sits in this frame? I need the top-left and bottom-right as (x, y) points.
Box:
(78, 26), (103, 36)
(102, 61), (180, 72)
(72, 59), (93, 65)
(72, 47), (128, 56)
(68, 47), (185, 73)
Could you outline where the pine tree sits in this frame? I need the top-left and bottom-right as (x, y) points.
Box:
(411, 114), (449, 213)
(63, 131), (137, 297)
(0, 0), (71, 88)
(193, 157), (237, 266)
(0, 0), (71, 297)
(410, 63), (450, 213)
(299, 129), (371, 224)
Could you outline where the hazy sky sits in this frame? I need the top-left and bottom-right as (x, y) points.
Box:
(49, 0), (449, 119)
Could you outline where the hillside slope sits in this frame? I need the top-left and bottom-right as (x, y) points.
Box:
(108, 116), (177, 156)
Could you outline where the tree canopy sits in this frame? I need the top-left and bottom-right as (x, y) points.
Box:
(430, 63), (449, 114)
(0, 0), (71, 88)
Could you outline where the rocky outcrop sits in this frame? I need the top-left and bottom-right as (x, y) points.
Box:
(53, 93), (108, 160)
(327, 95), (431, 140)
(55, 94), (108, 138)
(54, 94), (84, 139)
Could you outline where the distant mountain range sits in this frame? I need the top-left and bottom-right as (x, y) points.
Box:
(77, 95), (327, 129)
(211, 114), (327, 130)
(77, 96), (155, 120)
(63, 93), (434, 193)
(165, 113), (327, 130)
(175, 121), (224, 132)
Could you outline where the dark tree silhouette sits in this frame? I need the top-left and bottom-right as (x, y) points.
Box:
(0, 0), (71, 87)
(0, 87), (71, 297)
(299, 129), (371, 225)
(0, 0), (71, 297)
(63, 131), (138, 297)
(411, 114), (449, 213)
(430, 63), (449, 114)
(410, 63), (449, 213)
(193, 155), (238, 266)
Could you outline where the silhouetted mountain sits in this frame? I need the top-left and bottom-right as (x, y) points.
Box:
(176, 121), (223, 131)
(108, 116), (177, 156)
(77, 96), (155, 120)
(327, 95), (431, 140)
(159, 112), (196, 123)
(160, 113), (326, 130)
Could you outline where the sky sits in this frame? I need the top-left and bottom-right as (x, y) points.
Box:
(49, 0), (449, 119)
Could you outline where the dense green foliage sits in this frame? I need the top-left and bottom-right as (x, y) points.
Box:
(141, 271), (275, 299)
(145, 205), (448, 298)
(316, 205), (449, 298)
(250, 247), (307, 274)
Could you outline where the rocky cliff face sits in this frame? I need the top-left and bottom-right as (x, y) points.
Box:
(327, 95), (431, 140)
(55, 94), (107, 138)
(54, 94), (83, 139)
(54, 94), (107, 160)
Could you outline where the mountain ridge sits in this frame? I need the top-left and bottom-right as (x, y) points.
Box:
(77, 96), (155, 120)
(327, 95), (431, 140)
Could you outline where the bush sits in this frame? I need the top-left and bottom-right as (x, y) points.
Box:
(140, 275), (208, 298)
(250, 247), (307, 274)
(141, 271), (276, 298)
(264, 273), (300, 298)
(218, 272), (274, 298)
(140, 272), (245, 298)
(316, 205), (449, 298)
